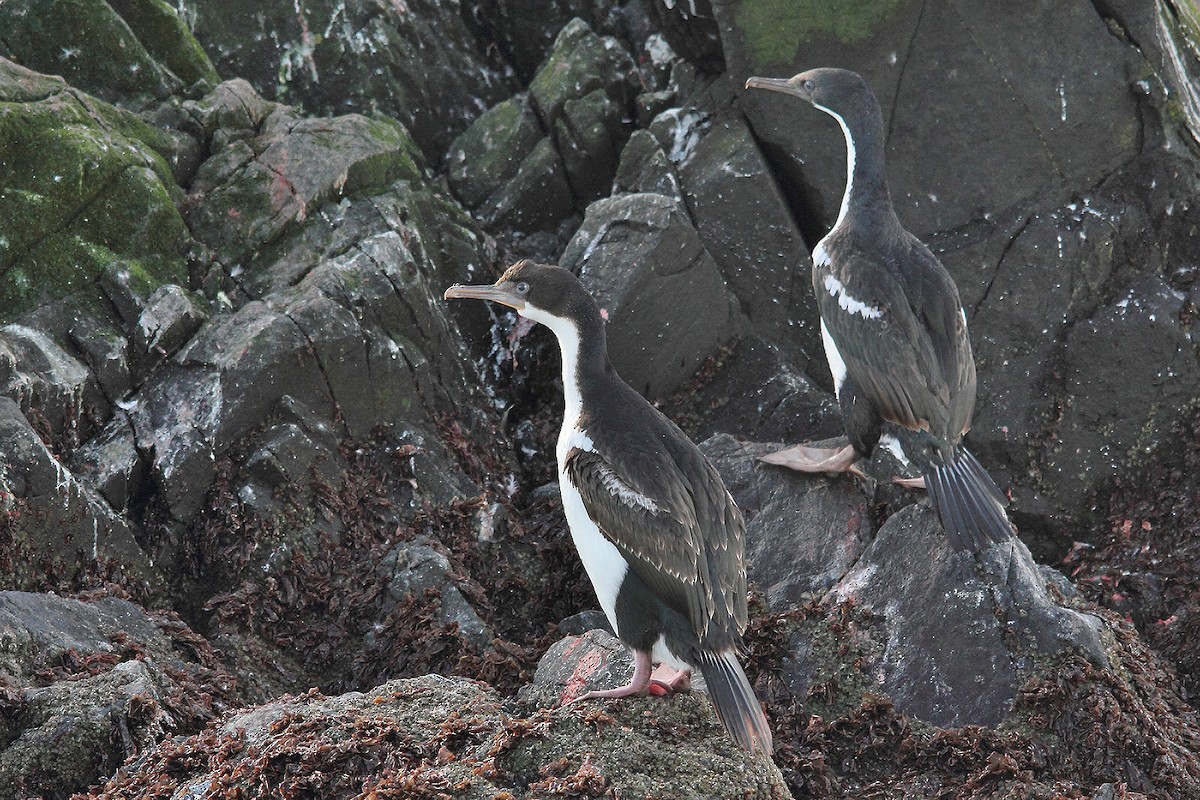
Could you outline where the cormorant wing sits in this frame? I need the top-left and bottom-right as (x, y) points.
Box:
(816, 233), (975, 440)
(563, 422), (746, 646)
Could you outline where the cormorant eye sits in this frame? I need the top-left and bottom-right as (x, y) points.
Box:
(802, 79), (814, 91)
(515, 281), (530, 295)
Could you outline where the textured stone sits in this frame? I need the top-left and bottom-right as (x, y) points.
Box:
(559, 192), (740, 399)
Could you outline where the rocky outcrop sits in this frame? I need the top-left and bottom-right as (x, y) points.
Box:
(0, 592), (241, 800)
(188, 0), (512, 161)
(86, 671), (791, 799)
(0, 4), (1198, 799)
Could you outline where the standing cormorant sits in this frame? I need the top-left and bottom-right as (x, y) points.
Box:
(746, 68), (1012, 552)
(446, 260), (772, 752)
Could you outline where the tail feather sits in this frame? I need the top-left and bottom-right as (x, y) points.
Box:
(924, 446), (1012, 552)
(696, 649), (773, 754)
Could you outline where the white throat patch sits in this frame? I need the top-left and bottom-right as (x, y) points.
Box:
(814, 101), (856, 231)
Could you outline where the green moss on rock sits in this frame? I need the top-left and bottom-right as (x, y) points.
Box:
(0, 91), (188, 321)
(736, 0), (906, 66)
(107, 0), (219, 89)
(0, 0), (178, 100)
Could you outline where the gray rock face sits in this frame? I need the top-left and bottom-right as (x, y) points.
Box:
(0, 592), (240, 800)
(678, 115), (821, 369)
(701, 435), (872, 607)
(560, 192), (741, 399)
(712, 0), (1200, 545)
(844, 506), (1105, 726)
(189, 0), (512, 160)
(380, 538), (494, 648)
(445, 18), (638, 232)
(0, 399), (152, 588)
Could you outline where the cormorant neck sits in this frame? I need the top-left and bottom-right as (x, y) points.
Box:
(817, 91), (900, 236)
(521, 298), (611, 424)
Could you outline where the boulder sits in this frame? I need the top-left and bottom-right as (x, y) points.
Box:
(0, 592), (241, 800)
(449, 18), (639, 232)
(183, 83), (423, 266)
(189, 0), (512, 161)
(89, 672), (792, 798)
(0, 59), (190, 322)
(701, 435), (872, 607)
(446, 96), (544, 210)
(679, 115), (822, 370)
(0, 0), (218, 103)
(613, 128), (681, 198)
(0, 399), (153, 590)
(559, 192), (741, 399)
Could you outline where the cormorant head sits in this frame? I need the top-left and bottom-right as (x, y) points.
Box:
(444, 260), (597, 330)
(745, 67), (869, 117)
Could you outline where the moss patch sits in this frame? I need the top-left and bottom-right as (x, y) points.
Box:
(0, 92), (188, 321)
(107, 0), (219, 89)
(0, 0), (175, 100)
(736, 0), (907, 66)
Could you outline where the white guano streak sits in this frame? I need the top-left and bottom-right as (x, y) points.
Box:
(824, 274), (883, 319)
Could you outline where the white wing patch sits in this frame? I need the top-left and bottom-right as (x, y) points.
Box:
(596, 462), (660, 514)
(824, 274), (883, 319)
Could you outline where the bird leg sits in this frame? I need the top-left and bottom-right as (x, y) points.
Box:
(759, 443), (866, 479)
(892, 475), (926, 489)
(566, 650), (653, 703)
(648, 664), (692, 697)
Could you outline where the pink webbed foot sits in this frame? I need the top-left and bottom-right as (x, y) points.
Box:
(759, 443), (866, 479)
(648, 664), (692, 697)
(566, 650), (653, 705)
(892, 475), (926, 489)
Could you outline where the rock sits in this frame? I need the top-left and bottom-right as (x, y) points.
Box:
(0, 59), (190, 322)
(679, 115), (821, 369)
(700, 435), (873, 607)
(559, 192), (741, 399)
(554, 88), (627, 202)
(803, 504), (1107, 728)
(0, 0), (217, 103)
(183, 83), (423, 266)
(446, 96), (544, 210)
(0, 398), (152, 589)
(1047, 277), (1200, 523)
(0, 592), (241, 800)
(528, 18), (637, 129)
(70, 413), (146, 513)
(0, 322), (96, 444)
(478, 137), (575, 232)
(453, 18), (639, 232)
(189, 0), (512, 161)
(520, 628), (633, 708)
(613, 128), (681, 198)
(664, 336), (839, 446)
(67, 316), (133, 405)
(380, 538), (494, 648)
(722, 0), (1139, 238)
(519, 630), (790, 796)
(90, 672), (792, 798)
(133, 284), (207, 361)
(647, 0), (725, 73)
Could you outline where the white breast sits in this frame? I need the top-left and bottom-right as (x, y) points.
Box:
(821, 319), (848, 400)
(558, 428), (628, 636)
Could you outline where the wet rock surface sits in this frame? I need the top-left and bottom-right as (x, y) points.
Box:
(0, 2), (1197, 798)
